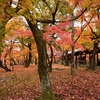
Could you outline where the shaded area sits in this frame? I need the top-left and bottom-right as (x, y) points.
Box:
(68, 48), (100, 68)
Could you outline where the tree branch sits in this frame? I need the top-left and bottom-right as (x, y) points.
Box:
(36, 7), (87, 24)
(74, 10), (96, 44)
(52, 2), (59, 24)
(69, 8), (87, 21)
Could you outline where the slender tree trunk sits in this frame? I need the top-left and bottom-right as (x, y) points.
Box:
(24, 43), (32, 68)
(53, 55), (56, 63)
(64, 50), (69, 66)
(3, 51), (11, 71)
(34, 56), (38, 65)
(71, 14), (75, 75)
(89, 42), (98, 70)
(75, 55), (78, 68)
(71, 45), (75, 75)
(48, 45), (53, 72)
(27, 21), (54, 100)
(61, 51), (64, 65)
(24, 50), (32, 68)
(10, 58), (16, 65)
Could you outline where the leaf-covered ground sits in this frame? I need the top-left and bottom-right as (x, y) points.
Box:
(0, 64), (100, 100)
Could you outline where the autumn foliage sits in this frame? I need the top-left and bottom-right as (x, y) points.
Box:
(43, 22), (72, 45)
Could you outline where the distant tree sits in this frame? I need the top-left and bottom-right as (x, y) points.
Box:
(14, 29), (34, 67)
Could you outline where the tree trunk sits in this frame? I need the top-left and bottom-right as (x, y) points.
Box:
(71, 13), (75, 75)
(27, 21), (54, 100)
(24, 50), (32, 68)
(0, 60), (11, 72)
(48, 45), (53, 72)
(75, 55), (78, 68)
(71, 45), (75, 75)
(53, 55), (57, 63)
(3, 53), (11, 71)
(64, 50), (69, 66)
(89, 42), (98, 70)
(61, 52), (64, 65)
(34, 56), (38, 65)
(24, 43), (32, 68)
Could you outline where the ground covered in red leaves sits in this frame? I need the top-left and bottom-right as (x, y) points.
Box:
(0, 64), (100, 100)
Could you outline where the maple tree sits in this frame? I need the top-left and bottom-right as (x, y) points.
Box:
(78, 0), (100, 70)
(14, 29), (34, 68)
(43, 22), (72, 67)
(42, 0), (96, 75)
(0, 35), (15, 71)
(5, 16), (38, 68)
(0, 0), (100, 99)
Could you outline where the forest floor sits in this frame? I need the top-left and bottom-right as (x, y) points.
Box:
(0, 64), (100, 100)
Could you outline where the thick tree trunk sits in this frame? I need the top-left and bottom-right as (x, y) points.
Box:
(27, 21), (54, 100)
(89, 42), (98, 70)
